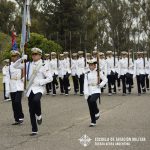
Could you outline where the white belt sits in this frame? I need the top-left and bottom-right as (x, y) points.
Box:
(11, 77), (21, 80)
(88, 83), (97, 86)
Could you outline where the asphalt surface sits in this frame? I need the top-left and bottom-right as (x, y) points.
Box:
(0, 86), (150, 150)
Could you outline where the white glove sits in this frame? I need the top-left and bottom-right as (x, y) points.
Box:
(21, 77), (25, 82)
(84, 94), (89, 100)
(22, 55), (28, 60)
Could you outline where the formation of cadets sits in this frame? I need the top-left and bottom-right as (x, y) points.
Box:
(32, 50), (150, 96)
(2, 48), (150, 133)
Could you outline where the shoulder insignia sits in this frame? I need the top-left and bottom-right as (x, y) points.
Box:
(96, 69), (101, 71)
(85, 71), (90, 74)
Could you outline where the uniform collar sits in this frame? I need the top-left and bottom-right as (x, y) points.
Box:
(33, 59), (42, 65)
(90, 68), (97, 72)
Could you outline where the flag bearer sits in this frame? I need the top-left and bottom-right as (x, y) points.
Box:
(13, 48), (52, 135)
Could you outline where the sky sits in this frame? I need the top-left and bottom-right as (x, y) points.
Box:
(8, 0), (16, 2)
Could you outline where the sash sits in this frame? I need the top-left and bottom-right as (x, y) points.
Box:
(25, 61), (43, 94)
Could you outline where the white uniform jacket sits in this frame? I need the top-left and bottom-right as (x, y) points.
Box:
(99, 59), (107, 75)
(50, 58), (58, 75)
(134, 58), (145, 76)
(84, 69), (108, 97)
(71, 59), (78, 76)
(118, 58), (128, 76)
(77, 57), (85, 77)
(105, 57), (116, 75)
(64, 57), (71, 74)
(58, 60), (65, 78)
(2, 65), (10, 97)
(144, 58), (150, 75)
(2, 65), (10, 83)
(128, 58), (134, 74)
(7, 62), (24, 93)
(13, 59), (53, 97)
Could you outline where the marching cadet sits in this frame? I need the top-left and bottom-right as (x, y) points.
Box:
(13, 48), (53, 136)
(144, 52), (150, 90)
(99, 52), (107, 75)
(58, 54), (65, 95)
(105, 51), (117, 96)
(63, 52), (71, 93)
(126, 52), (134, 94)
(44, 53), (52, 95)
(134, 52), (146, 96)
(7, 51), (24, 125)
(2, 59), (11, 101)
(92, 50), (98, 62)
(114, 52), (121, 91)
(99, 52), (107, 93)
(71, 53), (79, 95)
(77, 51), (85, 96)
(86, 52), (92, 61)
(50, 52), (59, 95)
(118, 51), (129, 95)
(84, 59), (107, 127)
(85, 53), (92, 72)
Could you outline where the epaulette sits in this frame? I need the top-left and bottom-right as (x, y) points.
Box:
(85, 71), (90, 74)
(96, 69), (101, 71)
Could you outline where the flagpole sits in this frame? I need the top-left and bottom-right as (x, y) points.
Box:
(96, 14), (100, 85)
(69, 31), (72, 67)
(20, 0), (31, 90)
(56, 32), (59, 68)
(84, 31), (87, 67)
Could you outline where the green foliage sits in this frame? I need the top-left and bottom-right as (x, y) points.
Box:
(0, 32), (62, 62)
(1, 0), (150, 55)
(0, 32), (11, 62)
(16, 33), (62, 59)
(0, 0), (16, 33)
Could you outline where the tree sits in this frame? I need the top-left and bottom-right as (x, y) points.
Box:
(0, 32), (11, 62)
(1, 0), (149, 55)
(17, 33), (63, 59)
(0, 32), (62, 61)
(0, 0), (16, 33)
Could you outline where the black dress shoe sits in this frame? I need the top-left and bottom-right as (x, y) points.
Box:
(12, 122), (20, 125)
(89, 124), (96, 127)
(89, 123), (96, 127)
(30, 132), (38, 136)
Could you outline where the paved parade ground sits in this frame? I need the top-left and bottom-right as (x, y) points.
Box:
(0, 88), (150, 150)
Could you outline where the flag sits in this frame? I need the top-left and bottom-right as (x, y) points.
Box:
(20, 0), (31, 54)
(11, 30), (18, 50)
